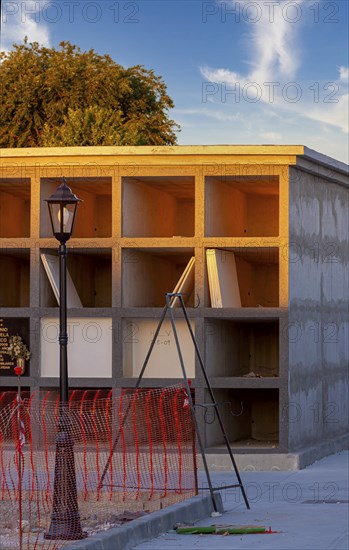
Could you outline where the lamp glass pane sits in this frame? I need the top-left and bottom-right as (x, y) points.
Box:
(48, 202), (77, 237)
(59, 204), (75, 234)
(48, 203), (61, 235)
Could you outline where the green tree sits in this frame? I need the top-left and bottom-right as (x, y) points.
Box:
(0, 39), (179, 147)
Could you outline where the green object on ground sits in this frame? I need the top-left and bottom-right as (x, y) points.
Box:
(176, 525), (266, 535)
(177, 526), (216, 534)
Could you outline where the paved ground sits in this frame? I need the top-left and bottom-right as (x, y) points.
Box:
(132, 450), (349, 550)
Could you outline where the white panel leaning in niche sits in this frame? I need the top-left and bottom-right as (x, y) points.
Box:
(41, 253), (82, 307)
(206, 249), (241, 307)
(170, 256), (195, 308)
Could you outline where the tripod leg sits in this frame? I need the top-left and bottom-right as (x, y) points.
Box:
(177, 294), (250, 510)
(99, 304), (169, 489)
(166, 294), (220, 514)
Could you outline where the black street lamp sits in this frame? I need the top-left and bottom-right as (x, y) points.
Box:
(44, 177), (85, 540)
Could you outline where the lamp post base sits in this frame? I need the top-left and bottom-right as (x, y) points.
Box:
(44, 429), (86, 541)
(44, 512), (87, 541)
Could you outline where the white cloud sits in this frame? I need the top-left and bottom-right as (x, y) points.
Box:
(174, 107), (256, 131)
(201, 0), (303, 87)
(200, 0), (348, 135)
(339, 66), (349, 82)
(1, 1), (50, 54)
(260, 132), (282, 142)
(304, 93), (349, 134)
(175, 107), (242, 122)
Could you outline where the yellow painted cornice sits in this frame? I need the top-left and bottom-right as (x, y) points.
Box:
(0, 145), (307, 171)
(0, 144), (305, 158)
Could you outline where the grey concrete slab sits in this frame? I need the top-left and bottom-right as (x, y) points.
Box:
(132, 450), (349, 550)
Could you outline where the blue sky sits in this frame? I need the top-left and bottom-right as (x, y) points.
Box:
(1, 0), (348, 162)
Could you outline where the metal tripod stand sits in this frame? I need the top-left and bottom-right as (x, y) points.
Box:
(100, 292), (250, 512)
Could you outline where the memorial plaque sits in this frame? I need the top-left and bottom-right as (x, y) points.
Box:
(0, 318), (30, 377)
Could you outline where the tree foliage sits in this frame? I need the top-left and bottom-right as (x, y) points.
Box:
(0, 39), (179, 147)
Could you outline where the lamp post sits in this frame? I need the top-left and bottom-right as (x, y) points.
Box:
(44, 177), (85, 540)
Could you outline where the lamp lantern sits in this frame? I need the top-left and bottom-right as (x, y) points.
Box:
(46, 177), (81, 243)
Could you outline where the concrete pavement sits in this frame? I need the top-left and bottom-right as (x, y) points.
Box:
(132, 450), (349, 550)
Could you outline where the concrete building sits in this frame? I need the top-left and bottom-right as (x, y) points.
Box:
(0, 145), (348, 469)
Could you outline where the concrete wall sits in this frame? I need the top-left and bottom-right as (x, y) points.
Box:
(288, 167), (349, 451)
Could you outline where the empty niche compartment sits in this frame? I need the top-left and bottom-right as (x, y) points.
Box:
(122, 248), (195, 307)
(204, 388), (279, 449)
(0, 250), (30, 306)
(0, 178), (31, 237)
(40, 177), (112, 238)
(205, 175), (279, 237)
(206, 247), (279, 307)
(123, 318), (195, 378)
(40, 249), (112, 307)
(122, 176), (195, 237)
(205, 319), (279, 377)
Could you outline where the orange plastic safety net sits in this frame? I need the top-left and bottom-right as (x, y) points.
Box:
(0, 386), (197, 549)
